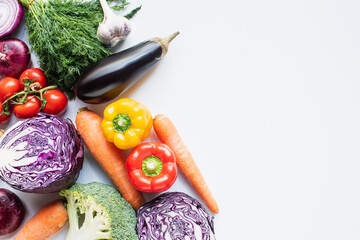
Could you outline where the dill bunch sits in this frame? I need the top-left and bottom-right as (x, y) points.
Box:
(18, 0), (138, 99)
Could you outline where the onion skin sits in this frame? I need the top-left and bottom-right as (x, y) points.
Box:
(0, 188), (25, 236)
(0, 38), (31, 78)
(0, 0), (24, 39)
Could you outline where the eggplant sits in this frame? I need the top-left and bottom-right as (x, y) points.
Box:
(75, 32), (179, 104)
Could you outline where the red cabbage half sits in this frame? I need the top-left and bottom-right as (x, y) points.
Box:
(137, 192), (216, 240)
(0, 114), (84, 193)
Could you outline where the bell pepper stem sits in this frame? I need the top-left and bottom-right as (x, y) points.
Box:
(142, 156), (163, 177)
(112, 113), (132, 133)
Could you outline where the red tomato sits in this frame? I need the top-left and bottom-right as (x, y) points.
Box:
(13, 96), (41, 119)
(0, 101), (11, 124)
(0, 77), (21, 102)
(42, 89), (68, 115)
(19, 68), (47, 90)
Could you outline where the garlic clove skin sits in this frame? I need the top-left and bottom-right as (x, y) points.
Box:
(109, 36), (124, 48)
(97, 15), (131, 47)
(97, 0), (132, 47)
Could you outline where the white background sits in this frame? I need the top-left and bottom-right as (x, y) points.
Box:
(1, 0), (360, 239)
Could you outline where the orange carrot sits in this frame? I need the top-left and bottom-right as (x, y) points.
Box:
(0, 129), (4, 138)
(153, 114), (219, 214)
(14, 200), (68, 240)
(75, 108), (144, 210)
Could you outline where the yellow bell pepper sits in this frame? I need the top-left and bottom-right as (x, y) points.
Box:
(102, 98), (153, 150)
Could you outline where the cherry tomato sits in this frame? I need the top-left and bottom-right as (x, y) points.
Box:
(0, 77), (21, 102)
(19, 68), (47, 90)
(13, 96), (41, 119)
(42, 89), (68, 115)
(0, 102), (11, 124)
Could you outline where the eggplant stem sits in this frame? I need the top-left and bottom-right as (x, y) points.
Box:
(153, 32), (180, 58)
(163, 32), (180, 45)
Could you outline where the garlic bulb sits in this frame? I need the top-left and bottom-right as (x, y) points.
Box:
(97, 0), (131, 47)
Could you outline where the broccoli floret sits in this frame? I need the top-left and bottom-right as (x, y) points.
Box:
(59, 182), (138, 240)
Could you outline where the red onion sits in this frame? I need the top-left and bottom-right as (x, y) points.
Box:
(0, 0), (24, 39)
(0, 38), (31, 78)
(0, 188), (25, 235)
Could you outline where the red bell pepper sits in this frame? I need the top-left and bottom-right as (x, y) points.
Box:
(125, 142), (178, 192)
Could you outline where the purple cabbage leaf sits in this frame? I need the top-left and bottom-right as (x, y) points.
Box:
(0, 114), (84, 193)
(137, 192), (216, 240)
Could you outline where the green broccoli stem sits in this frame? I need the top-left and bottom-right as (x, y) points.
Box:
(60, 182), (138, 240)
(64, 195), (79, 238)
(65, 197), (112, 240)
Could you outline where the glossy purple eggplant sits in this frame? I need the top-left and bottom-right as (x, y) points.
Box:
(75, 32), (179, 104)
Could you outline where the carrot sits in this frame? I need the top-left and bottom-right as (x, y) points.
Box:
(75, 107), (144, 210)
(0, 129), (4, 138)
(14, 200), (68, 240)
(153, 114), (219, 214)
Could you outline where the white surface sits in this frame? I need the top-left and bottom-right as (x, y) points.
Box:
(1, 0), (360, 239)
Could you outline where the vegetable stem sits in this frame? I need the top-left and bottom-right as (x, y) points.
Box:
(163, 32), (180, 45)
(142, 156), (163, 176)
(124, 6), (141, 19)
(1, 85), (57, 107)
(99, 0), (113, 17)
(77, 107), (89, 114)
(153, 32), (180, 58)
(112, 113), (132, 133)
